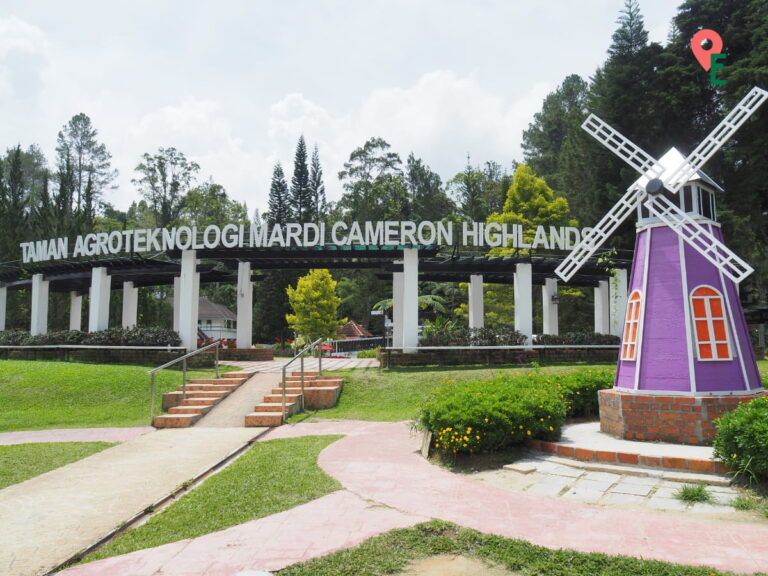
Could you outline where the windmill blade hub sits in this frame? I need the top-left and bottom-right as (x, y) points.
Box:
(645, 178), (665, 196)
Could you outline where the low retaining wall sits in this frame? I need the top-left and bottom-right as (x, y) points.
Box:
(219, 348), (274, 361)
(599, 388), (768, 445)
(0, 347), (214, 367)
(380, 347), (618, 367)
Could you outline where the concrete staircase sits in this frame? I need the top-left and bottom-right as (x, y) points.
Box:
(153, 372), (252, 428)
(244, 371), (343, 427)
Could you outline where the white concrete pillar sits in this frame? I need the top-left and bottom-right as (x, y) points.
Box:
(88, 267), (111, 332)
(0, 286), (6, 331)
(468, 274), (484, 330)
(236, 261), (253, 348)
(402, 248), (419, 352)
(121, 281), (139, 328)
(30, 273), (49, 335)
(178, 250), (200, 350)
(392, 271), (404, 348)
(609, 268), (628, 337)
(594, 279), (610, 334)
(514, 263), (533, 342)
(172, 276), (181, 332)
(542, 277), (559, 335)
(69, 291), (83, 331)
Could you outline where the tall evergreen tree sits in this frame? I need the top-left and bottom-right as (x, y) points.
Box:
(55, 113), (117, 212)
(309, 144), (326, 221)
(290, 136), (311, 223)
(405, 153), (455, 222)
(448, 155), (486, 221)
(133, 147), (200, 227)
(267, 162), (291, 225)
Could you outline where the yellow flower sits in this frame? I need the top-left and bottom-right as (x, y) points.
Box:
(527, 430), (532, 435)
(483, 418), (489, 423)
(549, 426), (554, 431)
(519, 425), (524, 429)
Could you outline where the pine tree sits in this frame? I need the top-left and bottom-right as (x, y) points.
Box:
(309, 144), (326, 221)
(267, 162), (291, 225)
(290, 135), (311, 223)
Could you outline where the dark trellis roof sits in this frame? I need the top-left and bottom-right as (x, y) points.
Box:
(0, 249), (629, 292)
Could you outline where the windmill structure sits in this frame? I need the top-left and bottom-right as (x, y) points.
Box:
(556, 87), (768, 445)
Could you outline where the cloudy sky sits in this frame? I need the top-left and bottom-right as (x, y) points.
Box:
(1, 1), (680, 214)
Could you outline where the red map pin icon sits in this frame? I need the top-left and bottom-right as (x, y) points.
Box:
(691, 29), (723, 71)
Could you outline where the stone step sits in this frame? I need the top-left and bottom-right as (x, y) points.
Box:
(181, 396), (222, 407)
(187, 378), (245, 385)
(271, 387), (341, 410)
(245, 411), (284, 427)
(254, 402), (297, 414)
(153, 413), (202, 428)
(262, 393), (302, 404)
(168, 405), (213, 415)
(176, 384), (238, 392)
(220, 372), (253, 378)
(179, 390), (229, 399)
(291, 371), (319, 376)
(282, 379), (342, 388)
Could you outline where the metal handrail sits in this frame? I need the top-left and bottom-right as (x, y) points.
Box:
(280, 337), (323, 422)
(148, 340), (222, 423)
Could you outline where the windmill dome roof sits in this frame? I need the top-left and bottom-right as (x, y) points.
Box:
(632, 147), (723, 193)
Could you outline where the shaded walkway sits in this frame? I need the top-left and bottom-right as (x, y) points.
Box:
(61, 421), (768, 575)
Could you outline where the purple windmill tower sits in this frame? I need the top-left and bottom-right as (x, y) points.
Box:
(556, 87), (768, 445)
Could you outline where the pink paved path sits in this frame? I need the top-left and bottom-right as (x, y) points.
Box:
(0, 427), (154, 445)
(63, 421), (768, 575)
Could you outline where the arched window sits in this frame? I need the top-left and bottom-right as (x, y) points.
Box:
(622, 290), (642, 361)
(690, 286), (731, 361)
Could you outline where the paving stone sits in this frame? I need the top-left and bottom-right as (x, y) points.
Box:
(652, 486), (679, 499)
(601, 492), (646, 505)
(572, 478), (615, 492)
(614, 475), (659, 486)
(526, 478), (571, 497)
(610, 481), (655, 496)
(646, 497), (689, 511)
(546, 464), (583, 478)
(503, 460), (538, 474)
(561, 485), (604, 502)
(582, 471), (621, 484)
(690, 502), (737, 514)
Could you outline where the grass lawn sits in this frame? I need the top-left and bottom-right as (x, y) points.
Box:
(277, 520), (749, 576)
(0, 360), (237, 432)
(293, 363), (615, 422)
(0, 442), (116, 489)
(83, 435), (342, 563)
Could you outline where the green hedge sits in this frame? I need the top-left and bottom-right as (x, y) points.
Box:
(0, 327), (181, 347)
(713, 395), (768, 482)
(533, 332), (620, 345)
(417, 369), (615, 456)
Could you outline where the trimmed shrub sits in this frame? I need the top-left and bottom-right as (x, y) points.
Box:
(534, 332), (620, 346)
(420, 323), (527, 347)
(418, 369), (615, 456)
(0, 327), (181, 347)
(356, 347), (380, 359)
(713, 396), (768, 482)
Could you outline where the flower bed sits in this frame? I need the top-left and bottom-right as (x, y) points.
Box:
(417, 369), (615, 456)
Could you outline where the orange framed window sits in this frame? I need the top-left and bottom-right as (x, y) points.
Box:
(621, 290), (642, 361)
(690, 285), (731, 361)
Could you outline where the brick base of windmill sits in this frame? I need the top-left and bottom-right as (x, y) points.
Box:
(598, 389), (767, 445)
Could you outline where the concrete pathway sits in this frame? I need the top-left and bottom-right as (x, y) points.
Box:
(195, 373), (280, 428)
(227, 357), (379, 373)
(60, 421), (768, 575)
(0, 427), (154, 445)
(0, 427), (262, 576)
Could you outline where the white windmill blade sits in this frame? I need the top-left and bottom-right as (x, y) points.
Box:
(645, 194), (754, 283)
(555, 184), (643, 282)
(665, 87), (768, 193)
(582, 113), (666, 180)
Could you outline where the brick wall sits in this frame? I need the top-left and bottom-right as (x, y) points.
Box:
(599, 388), (768, 445)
